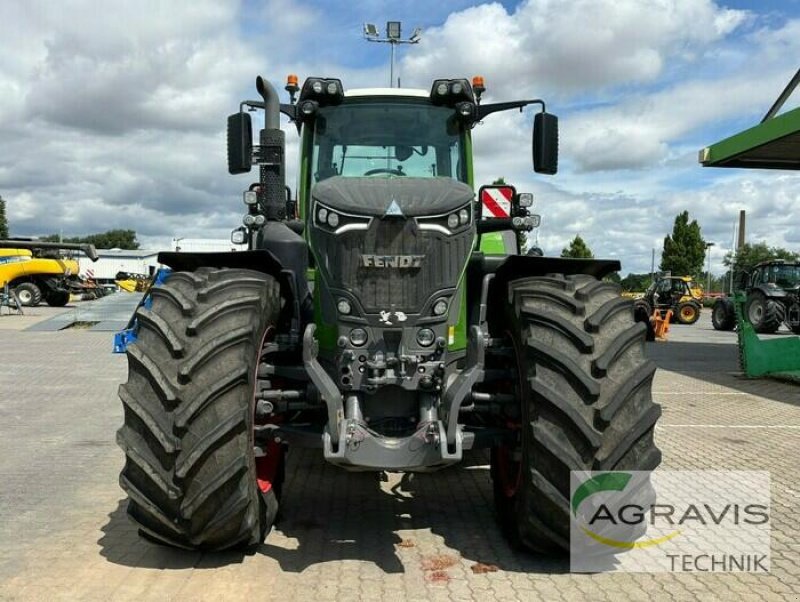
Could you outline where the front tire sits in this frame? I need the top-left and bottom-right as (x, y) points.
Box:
(117, 267), (285, 550)
(675, 301), (700, 325)
(13, 282), (42, 306)
(490, 275), (661, 553)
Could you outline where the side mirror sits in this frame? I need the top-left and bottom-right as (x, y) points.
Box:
(533, 112), (558, 175)
(227, 112), (253, 174)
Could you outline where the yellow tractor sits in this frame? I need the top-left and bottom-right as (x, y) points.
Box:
(634, 275), (703, 325)
(0, 240), (98, 306)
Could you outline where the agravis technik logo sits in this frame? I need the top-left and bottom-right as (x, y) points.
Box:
(570, 471), (771, 573)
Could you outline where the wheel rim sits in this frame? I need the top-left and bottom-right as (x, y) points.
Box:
(714, 306), (724, 322)
(16, 289), (31, 304)
(681, 306), (696, 321)
(748, 302), (763, 324)
(252, 326), (283, 494)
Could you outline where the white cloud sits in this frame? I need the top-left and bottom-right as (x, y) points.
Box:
(402, 0), (749, 97)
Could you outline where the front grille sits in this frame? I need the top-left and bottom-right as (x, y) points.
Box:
(317, 218), (472, 313)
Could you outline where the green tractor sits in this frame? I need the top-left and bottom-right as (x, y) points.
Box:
(712, 260), (800, 333)
(116, 75), (661, 553)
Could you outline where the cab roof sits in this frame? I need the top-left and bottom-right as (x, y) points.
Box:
(345, 88), (429, 99)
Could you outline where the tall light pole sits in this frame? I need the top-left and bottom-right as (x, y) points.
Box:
(363, 21), (422, 87)
(705, 242), (715, 294)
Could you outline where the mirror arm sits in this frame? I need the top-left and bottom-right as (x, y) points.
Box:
(240, 100), (265, 112)
(239, 100), (298, 122)
(477, 99), (545, 121)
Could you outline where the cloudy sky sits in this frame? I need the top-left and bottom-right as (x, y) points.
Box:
(1, 0), (799, 276)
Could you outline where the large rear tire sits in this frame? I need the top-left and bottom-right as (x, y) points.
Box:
(45, 289), (71, 307)
(117, 267), (285, 550)
(711, 299), (735, 331)
(490, 275), (661, 553)
(632, 299), (655, 341)
(746, 291), (781, 333)
(13, 282), (42, 307)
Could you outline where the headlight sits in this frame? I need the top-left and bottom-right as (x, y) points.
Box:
(433, 299), (448, 316)
(436, 82), (448, 96)
(318, 207), (328, 223)
(243, 214), (256, 226)
(459, 208), (469, 225)
(337, 299), (351, 315)
(231, 228), (246, 244)
(300, 100), (317, 116)
(417, 328), (435, 347)
(456, 102), (475, 118)
(350, 328), (367, 346)
(447, 213), (459, 229)
(254, 214), (266, 226)
(243, 190), (258, 205)
(326, 82), (338, 94)
(312, 81), (324, 94)
(327, 212), (340, 228)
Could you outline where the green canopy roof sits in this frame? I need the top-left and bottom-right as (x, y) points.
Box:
(700, 69), (800, 170)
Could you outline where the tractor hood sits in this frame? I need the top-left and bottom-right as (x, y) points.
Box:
(311, 176), (474, 217)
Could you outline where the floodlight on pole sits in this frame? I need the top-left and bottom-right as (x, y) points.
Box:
(386, 21), (401, 40)
(362, 21), (422, 87)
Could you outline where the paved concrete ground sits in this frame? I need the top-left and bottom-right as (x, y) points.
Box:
(0, 311), (798, 601)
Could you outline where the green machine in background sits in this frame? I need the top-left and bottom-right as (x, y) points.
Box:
(700, 67), (800, 378)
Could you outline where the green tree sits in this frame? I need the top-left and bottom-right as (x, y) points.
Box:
(659, 211), (705, 276)
(560, 234), (594, 258)
(0, 195), (8, 239)
(620, 272), (653, 292)
(723, 242), (798, 274)
(42, 229), (140, 249)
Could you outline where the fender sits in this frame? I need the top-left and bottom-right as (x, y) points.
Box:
(470, 253), (620, 295)
(158, 249), (300, 315)
(468, 253), (621, 326)
(158, 249), (283, 276)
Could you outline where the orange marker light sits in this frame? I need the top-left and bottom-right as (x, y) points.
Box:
(287, 74), (298, 87)
(472, 75), (485, 102)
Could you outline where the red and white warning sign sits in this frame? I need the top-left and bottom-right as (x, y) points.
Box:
(480, 186), (512, 218)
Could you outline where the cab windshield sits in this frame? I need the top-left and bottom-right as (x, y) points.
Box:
(311, 99), (466, 183)
(770, 264), (800, 288)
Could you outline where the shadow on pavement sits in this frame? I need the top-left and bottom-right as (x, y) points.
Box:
(646, 341), (800, 408)
(99, 450), (570, 575)
(98, 500), (248, 570)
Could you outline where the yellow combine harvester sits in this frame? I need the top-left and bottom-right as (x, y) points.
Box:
(0, 240), (98, 306)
